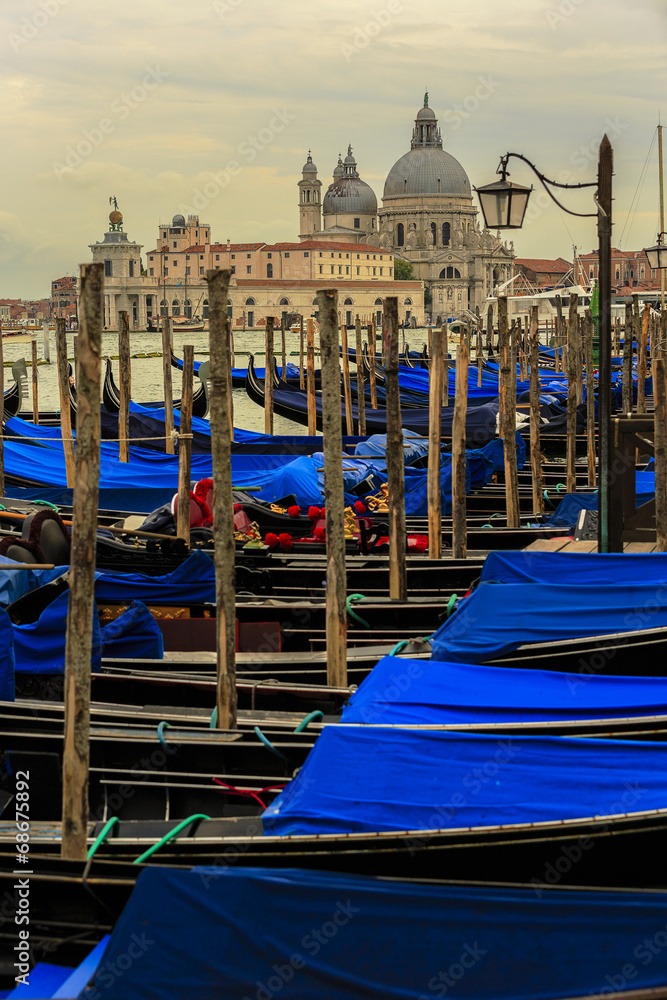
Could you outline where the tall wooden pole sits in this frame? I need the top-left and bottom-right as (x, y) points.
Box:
(207, 269), (236, 730)
(117, 310), (131, 464)
(442, 322), (449, 406)
(528, 306), (544, 515)
(384, 297), (407, 599)
(0, 326), (4, 498)
(584, 309), (597, 488)
(637, 303), (650, 414)
(61, 262), (103, 860)
(368, 323), (377, 408)
(452, 328), (469, 558)
(499, 297), (519, 528)
(299, 315), (305, 390)
(176, 345), (194, 546)
(280, 317), (286, 379)
(306, 317), (316, 435)
(317, 289), (347, 688)
(597, 135), (616, 552)
(31, 339), (39, 425)
(341, 324), (353, 437)
(161, 317), (175, 454)
(655, 312), (667, 552)
(622, 303), (633, 413)
(428, 323), (443, 559)
(572, 302), (583, 407)
(264, 316), (274, 435)
(477, 320), (483, 387)
(355, 316), (366, 436)
(566, 293), (578, 494)
(55, 318), (75, 487)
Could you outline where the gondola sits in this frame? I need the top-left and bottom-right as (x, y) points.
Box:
(102, 358), (210, 419)
(1, 359), (28, 420)
(171, 349), (323, 390)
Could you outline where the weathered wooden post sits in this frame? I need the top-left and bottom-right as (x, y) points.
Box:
(554, 315), (561, 373)
(442, 322), (449, 406)
(55, 318), (75, 487)
(355, 315), (366, 436)
(176, 345), (194, 546)
(264, 315), (274, 435)
(306, 317), (316, 435)
(207, 269), (236, 730)
(623, 302), (633, 413)
(384, 297), (407, 599)
(584, 309), (597, 488)
(477, 319), (483, 387)
(31, 340), (39, 424)
(499, 297), (519, 528)
(61, 262), (103, 860)
(528, 306), (544, 514)
(341, 324), (353, 437)
(486, 304), (494, 357)
(317, 289), (347, 687)
(161, 317), (175, 454)
(280, 317), (287, 380)
(570, 295), (582, 406)
(655, 312), (667, 552)
(566, 294), (578, 494)
(428, 322), (443, 559)
(117, 310), (131, 464)
(637, 302), (650, 414)
(368, 322), (377, 408)
(452, 327), (469, 558)
(299, 315), (305, 390)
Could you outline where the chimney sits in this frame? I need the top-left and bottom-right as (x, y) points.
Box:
(227, 239), (231, 253)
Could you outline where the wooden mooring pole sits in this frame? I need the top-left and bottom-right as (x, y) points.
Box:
(117, 311), (131, 464)
(31, 340), (39, 425)
(264, 316), (274, 435)
(161, 317), (175, 454)
(368, 322), (377, 408)
(498, 297), (519, 528)
(207, 270), (236, 730)
(299, 315), (305, 390)
(280, 317), (287, 379)
(529, 305), (544, 515)
(176, 345), (194, 546)
(452, 326), (469, 558)
(384, 297), (407, 599)
(61, 262), (103, 860)
(623, 303), (633, 413)
(656, 312), (667, 552)
(566, 293), (578, 494)
(55, 318), (75, 487)
(341, 324), (353, 437)
(317, 289), (347, 687)
(355, 316), (366, 436)
(584, 310), (597, 488)
(442, 322), (449, 406)
(428, 322), (443, 559)
(306, 318), (316, 435)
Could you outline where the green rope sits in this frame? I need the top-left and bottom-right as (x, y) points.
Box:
(390, 640), (409, 656)
(210, 707), (217, 729)
(133, 814), (211, 865)
(157, 721), (171, 750)
(294, 710), (324, 733)
(87, 816), (120, 861)
(544, 490), (555, 508)
(254, 726), (290, 762)
(38, 500), (59, 510)
(346, 594), (370, 628)
(556, 483), (566, 492)
(446, 594), (458, 618)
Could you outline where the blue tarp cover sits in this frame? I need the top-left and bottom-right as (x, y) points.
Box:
(100, 601), (164, 660)
(13, 591), (101, 675)
(78, 866), (667, 1000)
(94, 549), (215, 605)
(430, 551), (667, 664)
(341, 655), (667, 725)
(262, 727), (667, 836)
(0, 609), (15, 701)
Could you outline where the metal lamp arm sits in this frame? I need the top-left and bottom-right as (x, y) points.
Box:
(500, 152), (597, 219)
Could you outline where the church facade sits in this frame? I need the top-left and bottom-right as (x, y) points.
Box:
(300, 96), (514, 321)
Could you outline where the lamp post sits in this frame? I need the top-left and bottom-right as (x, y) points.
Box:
(474, 136), (615, 551)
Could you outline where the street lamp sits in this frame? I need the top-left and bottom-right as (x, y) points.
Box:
(474, 139), (615, 551)
(644, 233), (667, 272)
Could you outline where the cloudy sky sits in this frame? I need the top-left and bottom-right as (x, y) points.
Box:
(1, 0), (665, 298)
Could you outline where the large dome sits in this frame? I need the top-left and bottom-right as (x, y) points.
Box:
(323, 146), (377, 216)
(383, 147), (471, 200)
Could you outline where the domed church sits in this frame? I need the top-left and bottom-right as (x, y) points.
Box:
(299, 95), (514, 319)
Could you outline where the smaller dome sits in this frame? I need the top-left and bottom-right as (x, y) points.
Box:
(172, 214), (186, 227)
(302, 151), (317, 174)
(344, 144), (356, 166)
(333, 154), (344, 179)
(416, 105), (436, 121)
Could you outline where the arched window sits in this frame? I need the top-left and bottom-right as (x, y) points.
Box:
(279, 297), (289, 306)
(430, 222), (437, 246)
(160, 298), (168, 317)
(306, 190), (310, 202)
(184, 298), (192, 319)
(172, 298), (180, 316)
(344, 298), (353, 306)
(404, 298), (412, 306)
(374, 298), (382, 306)
(439, 266), (462, 280)
(245, 297), (255, 306)
(442, 222), (450, 246)
(267, 263), (273, 278)
(202, 299), (209, 320)
(312, 298), (318, 306)
(397, 223), (404, 246)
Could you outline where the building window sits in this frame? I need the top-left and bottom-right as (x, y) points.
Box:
(346, 266), (349, 274)
(186, 255), (190, 261)
(356, 267), (360, 275)
(331, 266), (334, 274)
(373, 254), (376, 260)
(231, 266), (236, 274)
(319, 252), (323, 257)
(215, 254), (220, 261)
(173, 260), (177, 267)
(246, 266), (252, 274)
(304, 252), (309, 258)
(245, 297), (255, 306)
(354, 218), (360, 229)
(267, 263), (273, 278)
(431, 222), (437, 246)
(129, 260), (134, 277)
(199, 267), (204, 275)
(285, 253), (290, 258)
(404, 298), (412, 306)
(319, 265), (323, 274)
(186, 267), (191, 275)
(344, 298), (353, 305)
(442, 222), (450, 245)
(173, 242), (177, 248)
(164, 268), (168, 276)
(203, 298), (209, 319)
(231, 254), (236, 259)
(149, 268), (154, 276)
(149, 255), (153, 262)
(380, 268), (383, 276)
(172, 299), (180, 316)
(267, 252), (272, 258)
(104, 260), (113, 277)
(373, 267), (376, 276)
(338, 266), (342, 274)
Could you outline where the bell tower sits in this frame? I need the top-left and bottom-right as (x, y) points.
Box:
(297, 152), (322, 237)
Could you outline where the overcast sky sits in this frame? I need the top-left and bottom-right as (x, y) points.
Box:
(1, 0), (665, 298)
